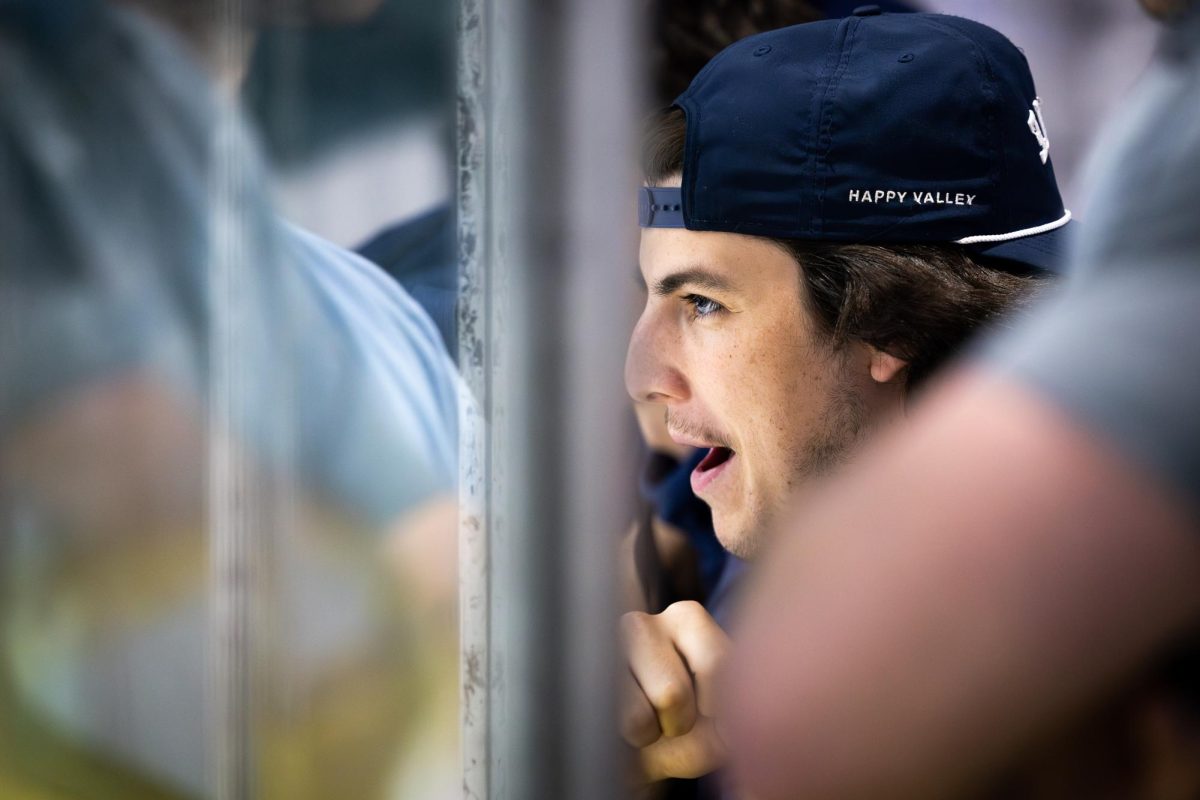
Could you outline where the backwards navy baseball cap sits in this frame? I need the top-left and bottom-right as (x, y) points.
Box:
(638, 7), (1072, 273)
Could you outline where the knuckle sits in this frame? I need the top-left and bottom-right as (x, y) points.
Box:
(651, 678), (694, 718)
(664, 600), (704, 623)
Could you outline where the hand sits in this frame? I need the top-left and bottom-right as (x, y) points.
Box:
(621, 600), (732, 781)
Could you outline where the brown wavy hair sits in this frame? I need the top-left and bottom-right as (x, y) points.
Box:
(648, 0), (823, 106)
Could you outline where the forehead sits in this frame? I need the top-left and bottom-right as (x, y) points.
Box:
(638, 227), (801, 292)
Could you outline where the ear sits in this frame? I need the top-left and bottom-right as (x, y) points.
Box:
(869, 348), (907, 385)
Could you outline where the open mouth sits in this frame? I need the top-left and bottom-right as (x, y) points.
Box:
(691, 446), (735, 495)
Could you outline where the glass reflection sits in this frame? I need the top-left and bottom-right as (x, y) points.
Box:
(0, 1), (459, 797)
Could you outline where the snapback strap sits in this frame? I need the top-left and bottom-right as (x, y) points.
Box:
(638, 186), (685, 228)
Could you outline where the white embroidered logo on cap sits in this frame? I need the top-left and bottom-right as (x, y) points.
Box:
(847, 189), (976, 206)
(1027, 98), (1050, 165)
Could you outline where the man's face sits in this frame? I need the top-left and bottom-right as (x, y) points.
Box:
(626, 209), (896, 559)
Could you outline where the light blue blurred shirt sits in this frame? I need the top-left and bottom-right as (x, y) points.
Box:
(0, 2), (461, 794)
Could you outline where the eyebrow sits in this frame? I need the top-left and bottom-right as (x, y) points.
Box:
(651, 267), (736, 297)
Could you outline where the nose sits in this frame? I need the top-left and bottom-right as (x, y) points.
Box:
(625, 310), (689, 405)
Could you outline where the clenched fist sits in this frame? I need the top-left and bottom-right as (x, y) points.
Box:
(621, 600), (732, 782)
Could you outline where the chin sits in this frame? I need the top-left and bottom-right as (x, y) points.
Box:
(713, 514), (764, 561)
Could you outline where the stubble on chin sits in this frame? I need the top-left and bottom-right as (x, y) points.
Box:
(717, 525), (759, 561)
(712, 497), (770, 562)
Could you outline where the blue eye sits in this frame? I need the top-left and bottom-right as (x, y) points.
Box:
(683, 293), (725, 318)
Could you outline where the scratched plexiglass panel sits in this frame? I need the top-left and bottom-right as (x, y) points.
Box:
(0, 1), (459, 797)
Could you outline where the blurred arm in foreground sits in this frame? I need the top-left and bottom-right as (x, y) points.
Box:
(725, 4), (1200, 799)
(727, 372), (1200, 800)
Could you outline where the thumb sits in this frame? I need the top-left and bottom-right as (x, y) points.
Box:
(640, 715), (729, 782)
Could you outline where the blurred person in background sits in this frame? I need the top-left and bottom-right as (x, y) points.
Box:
(622, 9), (1067, 792)
(918, 0), (1159, 214)
(357, 204), (458, 358)
(0, 0), (461, 797)
(648, 0), (914, 105)
(725, 2), (1200, 799)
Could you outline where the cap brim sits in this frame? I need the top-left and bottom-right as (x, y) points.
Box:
(969, 220), (1074, 275)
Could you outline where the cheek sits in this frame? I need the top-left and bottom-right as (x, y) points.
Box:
(739, 335), (833, 457)
(688, 300), (827, 440)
